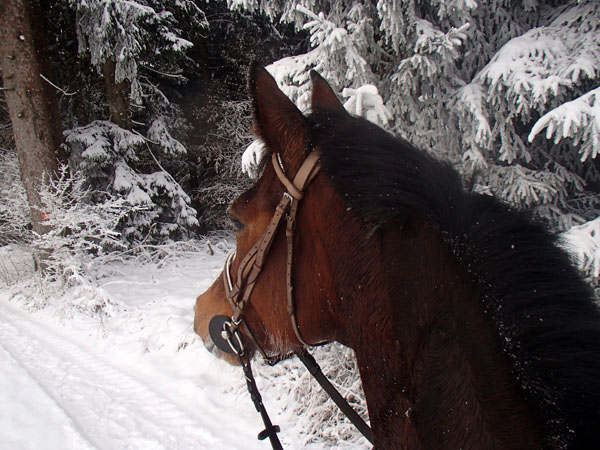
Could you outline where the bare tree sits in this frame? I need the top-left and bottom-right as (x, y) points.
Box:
(0, 0), (64, 235)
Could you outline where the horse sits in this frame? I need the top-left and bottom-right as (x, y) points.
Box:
(194, 62), (600, 449)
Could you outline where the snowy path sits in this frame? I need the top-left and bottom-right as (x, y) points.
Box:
(0, 303), (225, 450)
(0, 321), (94, 450)
(0, 245), (272, 450)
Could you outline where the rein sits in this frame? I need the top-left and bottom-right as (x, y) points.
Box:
(208, 150), (373, 447)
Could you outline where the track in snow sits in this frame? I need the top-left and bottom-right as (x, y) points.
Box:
(0, 303), (262, 450)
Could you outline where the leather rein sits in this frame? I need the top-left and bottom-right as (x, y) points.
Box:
(208, 149), (373, 448)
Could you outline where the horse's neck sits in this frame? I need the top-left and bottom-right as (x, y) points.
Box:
(343, 225), (542, 450)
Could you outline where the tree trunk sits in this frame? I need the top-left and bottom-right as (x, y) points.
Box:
(103, 57), (132, 130)
(0, 0), (64, 236)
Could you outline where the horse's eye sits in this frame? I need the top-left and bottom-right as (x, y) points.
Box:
(231, 218), (245, 232)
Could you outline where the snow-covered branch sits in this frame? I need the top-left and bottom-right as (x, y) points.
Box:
(342, 85), (392, 126)
(529, 87), (600, 162)
(562, 216), (600, 283)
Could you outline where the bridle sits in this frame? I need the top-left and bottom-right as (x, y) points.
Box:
(222, 150), (322, 354)
(208, 149), (373, 449)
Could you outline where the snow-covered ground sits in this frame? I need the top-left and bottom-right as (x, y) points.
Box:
(0, 240), (369, 450)
(5, 224), (595, 450)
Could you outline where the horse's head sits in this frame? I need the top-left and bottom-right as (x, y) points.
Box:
(194, 64), (351, 363)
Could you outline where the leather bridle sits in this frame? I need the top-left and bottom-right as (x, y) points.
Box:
(222, 150), (322, 357)
(208, 148), (373, 448)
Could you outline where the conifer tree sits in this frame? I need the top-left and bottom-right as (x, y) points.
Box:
(65, 0), (207, 241)
(229, 0), (600, 234)
(0, 0), (64, 237)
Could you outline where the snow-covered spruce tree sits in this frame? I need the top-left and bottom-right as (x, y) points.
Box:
(461, 2), (600, 230)
(227, 1), (380, 112)
(64, 121), (198, 240)
(228, 1), (600, 234)
(64, 0), (207, 241)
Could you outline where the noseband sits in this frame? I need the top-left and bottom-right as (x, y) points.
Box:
(208, 149), (373, 448)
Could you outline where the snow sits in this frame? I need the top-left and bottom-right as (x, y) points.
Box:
(457, 82), (491, 147)
(147, 117), (188, 155)
(0, 243), (265, 449)
(528, 86), (600, 162)
(241, 140), (266, 179)
(0, 240), (369, 449)
(0, 340), (93, 450)
(562, 217), (600, 280)
(342, 85), (391, 126)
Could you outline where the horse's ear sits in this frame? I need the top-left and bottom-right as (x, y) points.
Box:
(248, 62), (306, 154)
(310, 70), (347, 114)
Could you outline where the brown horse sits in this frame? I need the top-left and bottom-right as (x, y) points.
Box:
(194, 63), (600, 449)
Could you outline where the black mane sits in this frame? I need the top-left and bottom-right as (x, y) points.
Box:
(308, 110), (600, 450)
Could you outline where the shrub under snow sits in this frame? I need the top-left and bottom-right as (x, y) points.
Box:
(32, 164), (130, 287)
